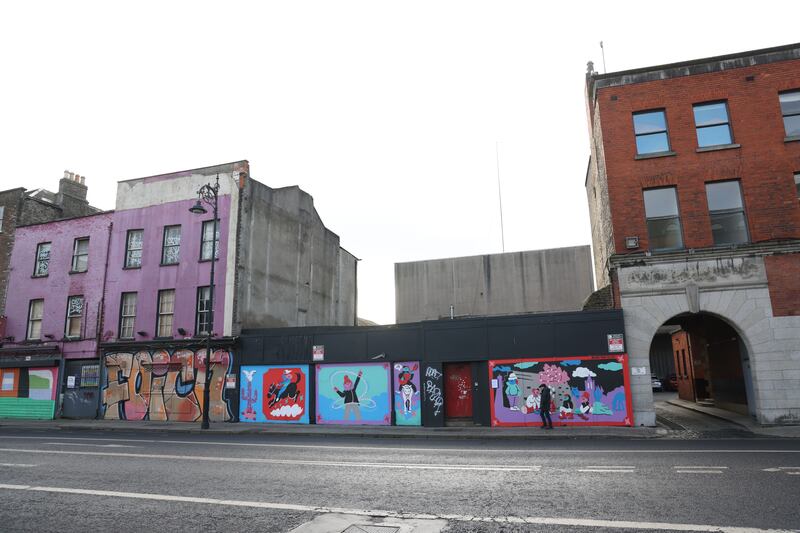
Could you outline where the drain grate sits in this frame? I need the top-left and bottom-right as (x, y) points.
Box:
(341, 525), (401, 533)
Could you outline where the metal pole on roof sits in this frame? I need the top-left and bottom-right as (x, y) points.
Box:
(496, 141), (505, 253)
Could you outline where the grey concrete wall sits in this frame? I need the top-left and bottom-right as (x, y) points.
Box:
(395, 246), (595, 324)
(236, 180), (357, 329)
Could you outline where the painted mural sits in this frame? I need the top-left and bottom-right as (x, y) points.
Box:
(102, 349), (232, 422)
(0, 367), (59, 420)
(316, 362), (391, 425)
(489, 355), (632, 427)
(239, 365), (309, 424)
(393, 362), (421, 426)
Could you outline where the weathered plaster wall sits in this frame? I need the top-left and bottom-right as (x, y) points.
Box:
(395, 246), (595, 323)
(236, 181), (357, 329)
(4, 212), (113, 359)
(115, 162), (246, 336)
(618, 256), (800, 425)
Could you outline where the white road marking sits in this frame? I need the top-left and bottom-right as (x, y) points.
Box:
(786, 472), (800, 475)
(577, 469), (635, 473)
(675, 470), (724, 474)
(0, 448), (538, 472)
(42, 442), (136, 448)
(0, 483), (794, 533)
(674, 466), (728, 469)
(2, 435), (799, 455)
(0, 463), (36, 468)
(763, 467), (800, 472)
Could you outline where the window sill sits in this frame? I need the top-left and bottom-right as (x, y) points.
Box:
(198, 257), (220, 263)
(64, 337), (82, 342)
(69, 270), (88, 275)
(122, 265), (141, 270)
(635, 151), (676, 160)
(160, 262), (180, 267)
(696, 143), (740, 153)
(31, 274), (48, 279)
(785, 135), (800, 143)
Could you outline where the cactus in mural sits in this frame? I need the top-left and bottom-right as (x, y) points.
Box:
(241, 370), (258, 421)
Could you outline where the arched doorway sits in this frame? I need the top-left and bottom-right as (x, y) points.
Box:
(649, 313), (754, 418)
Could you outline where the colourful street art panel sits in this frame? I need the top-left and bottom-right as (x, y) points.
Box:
(239, 365), (309, 424)
(393, 362), (421, 426)
(316, 362), (391, 425)
(489, 355), (632, 427)
(102, 349), (232, 422)
(0, 367), (59, 420)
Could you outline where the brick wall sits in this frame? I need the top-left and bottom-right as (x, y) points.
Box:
(765, 253), (800, 316)
(0, 189), (25, 316)
(592, 58), (800, 254)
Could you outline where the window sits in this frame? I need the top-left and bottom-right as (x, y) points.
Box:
(27, 299), (44, 340)
(156, 289), (175, 337)
(65, 295), (84, 339)
(125, 230), (143, 268)
(71, 238), (89, 272)
(119, 292), (137, 339)
(200, 220), (220, 261)
(34, 242), (51, 277)
(780, 90), (800, 137)
(706, 181), (749, 246)
(643, 187), (683, 250)
(795, 172), (800, 199)
(633, 110), (670, 155)
(80, 364), (100, 388)
(195, 286), (212, 336)
(0, 205), (5, 232)
(694, 101), (733, 147)
(161, 225), (181, 265)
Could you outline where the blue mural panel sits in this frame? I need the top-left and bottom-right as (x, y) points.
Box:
(316, 363), (391, 425)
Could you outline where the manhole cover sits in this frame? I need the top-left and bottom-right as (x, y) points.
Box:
(341, 526), (401, 533)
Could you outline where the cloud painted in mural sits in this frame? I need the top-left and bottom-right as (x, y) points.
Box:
(316, 363), (391, 425)
(102, 349), (232, 422)
(393, 362), (421, 426)
(489, 355), (632, 427)
(239, 365), (309, 424)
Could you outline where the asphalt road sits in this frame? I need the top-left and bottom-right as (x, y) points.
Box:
(1, 423), (799, 533)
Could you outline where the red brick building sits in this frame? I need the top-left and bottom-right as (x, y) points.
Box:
(585, 43), (800, 425)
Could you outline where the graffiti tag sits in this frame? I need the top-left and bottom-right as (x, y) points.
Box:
(425, 367), (443, 380)
(425, 378), (444, 417)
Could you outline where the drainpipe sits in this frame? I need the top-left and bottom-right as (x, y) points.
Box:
(94, 220), (113, 419)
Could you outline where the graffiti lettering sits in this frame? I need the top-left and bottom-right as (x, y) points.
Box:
(102, 348), (232, 422)
(425, 367), (442, 380)
(424, 379), (444, 416)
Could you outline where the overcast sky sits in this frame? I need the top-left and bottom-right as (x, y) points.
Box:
(2, 2), (798, 324)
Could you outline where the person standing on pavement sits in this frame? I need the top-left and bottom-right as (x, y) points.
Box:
(538, 384), (553, 429)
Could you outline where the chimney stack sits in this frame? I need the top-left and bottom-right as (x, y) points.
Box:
(58, 169), (89, 204)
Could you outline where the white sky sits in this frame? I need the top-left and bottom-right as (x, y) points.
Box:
(1, 1), (798, 325)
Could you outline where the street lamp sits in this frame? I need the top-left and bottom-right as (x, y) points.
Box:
(189, 174), (220, 430)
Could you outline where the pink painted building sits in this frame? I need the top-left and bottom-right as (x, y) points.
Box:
(1, 160), (358, 421)
(1, 211), (112, 419)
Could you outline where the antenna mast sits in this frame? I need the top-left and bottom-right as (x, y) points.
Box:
(496, 141), (506, 253)
(600, 41), (607, 73)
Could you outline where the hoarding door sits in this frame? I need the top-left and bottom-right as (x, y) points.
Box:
(62, 360), (100, 419)
(444, 363), (473, 419)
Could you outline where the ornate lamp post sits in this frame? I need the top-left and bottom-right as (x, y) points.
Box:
(189, 174), (220, 430)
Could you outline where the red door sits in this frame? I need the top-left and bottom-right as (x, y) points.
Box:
(444, 363), (473, 419)
(671, 331), (696, 402)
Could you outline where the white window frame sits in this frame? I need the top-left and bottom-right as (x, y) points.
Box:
(156, 289), (175, 337)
